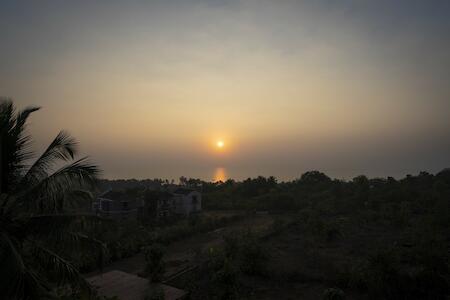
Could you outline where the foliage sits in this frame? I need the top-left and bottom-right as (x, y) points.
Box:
(144, 285), (165, 300)
(144, 244), (165, 282)
(239, 231), (269, 275)
(0, 99), (104, 299)
(347, 247), (450, 300)
(322, 288), (345, 300)
(194, 230), (270, 299)
(206, 247), (240, 300)
(94, 168), (450, 299)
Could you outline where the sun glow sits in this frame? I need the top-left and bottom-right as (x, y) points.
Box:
(208, 135), (232, 154)
(217, 140), (224, 148)
(213, 167), (227, 182)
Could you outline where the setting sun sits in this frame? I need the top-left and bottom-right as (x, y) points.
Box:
(1, 1), (449, 298)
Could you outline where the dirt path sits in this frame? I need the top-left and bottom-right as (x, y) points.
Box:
(86, 214), (274, 278)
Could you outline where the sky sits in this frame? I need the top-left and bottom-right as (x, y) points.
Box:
(1, 0), (450, 181)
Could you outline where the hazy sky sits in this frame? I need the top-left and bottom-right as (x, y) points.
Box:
(1, 0), (450, 180)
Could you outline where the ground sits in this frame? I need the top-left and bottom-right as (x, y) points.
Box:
(86, 270), (186, 300)
(86, 210), (445, 299)
(86, 212), (274, 278)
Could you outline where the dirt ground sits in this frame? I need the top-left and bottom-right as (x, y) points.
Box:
(87, 213), (275, 278)
(88, 212), (385, 299)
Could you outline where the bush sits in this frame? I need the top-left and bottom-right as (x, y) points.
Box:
(324, 221), (342, 242)
(144, 244), (166, 282)
(270, 218), (286, 235)
(213, 258), (240, 299)
(356, 251), (402, 299)
(240, 232), (269, 275)
(207, 247), (240, 300)
(323, 288), (345, 300)
(223, 233), (241, 259)
(144, 285), (165, 300)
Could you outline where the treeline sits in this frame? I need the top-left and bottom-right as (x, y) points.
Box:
(201, 170), (450, 215)
(170, 170), (450, 299)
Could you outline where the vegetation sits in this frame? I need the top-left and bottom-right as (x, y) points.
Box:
(0, 99), (103, 298)
(144, 244), (165, 282)
(2, 98), (449, 299)
(162, 171), (449, 299)
(322, 288), (345, 300)
(37, 169), (450, 299)
(144, 285), (164, 300)
(178, 230), (270, 299)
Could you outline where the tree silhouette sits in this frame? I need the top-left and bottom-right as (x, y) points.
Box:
(0, 99), (104, 299)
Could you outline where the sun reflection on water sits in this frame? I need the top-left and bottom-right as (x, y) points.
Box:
(213, 167), (227, 183)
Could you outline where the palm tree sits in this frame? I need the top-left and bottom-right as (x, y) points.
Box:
(0, 99), (104, 299)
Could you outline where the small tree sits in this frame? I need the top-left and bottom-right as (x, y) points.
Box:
(240, 232), (269, 275)
(323, 288), (345, 300)
(144, 244), (165, 282)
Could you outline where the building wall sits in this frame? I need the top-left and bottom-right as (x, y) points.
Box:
(172, 191), (202, 215)
(190, 191), (202, 213)
(93, 197), (140, 219)
(93, 190), (202, 219)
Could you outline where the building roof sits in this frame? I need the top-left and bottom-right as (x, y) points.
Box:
(101, 189), (141, 202)
(172, 188), (197, 195)
(86, 270), (186, 300)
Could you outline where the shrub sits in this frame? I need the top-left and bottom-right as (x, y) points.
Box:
(239, 232), (269, 275)
(144, 244), (166, 282)
(144, 285), (165, 300)
(323, 288), (345, 300)
(213, 258), (240, 299)
(270, 218), (286, 235)
(207, 247), (240, 300)
(324, 221), (342, 242)
(223, 233), (241, 259)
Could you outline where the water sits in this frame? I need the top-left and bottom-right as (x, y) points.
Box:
(213, 167), (227, 182)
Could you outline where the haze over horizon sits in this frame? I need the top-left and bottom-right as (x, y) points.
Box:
(1, 0), (450, 181)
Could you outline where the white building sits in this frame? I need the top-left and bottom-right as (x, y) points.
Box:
(170, 188), (202, 215)
(93, 187), (202, 219)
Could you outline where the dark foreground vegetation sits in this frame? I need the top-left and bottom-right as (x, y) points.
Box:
(166, 170), (450, 299)
(0, 100), (103, 299)
(1, 99), (449, 299)
(61, 168), (450, 299)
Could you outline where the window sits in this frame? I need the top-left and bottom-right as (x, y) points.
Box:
(101, 200), (110, 211)
(122, 201), (128, 210)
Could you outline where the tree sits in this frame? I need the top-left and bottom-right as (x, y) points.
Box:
(300, 171), (331, 184)
(0, 99), (104, 299)
(144, 244), (165, 282)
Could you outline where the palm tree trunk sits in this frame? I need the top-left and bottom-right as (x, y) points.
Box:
(0, 132), (3, 194)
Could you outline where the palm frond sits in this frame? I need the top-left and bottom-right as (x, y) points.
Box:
(0, 98), (15, 131)
(65, 232), (108, 271)
(15, 158), (100, 213)
(15, 214), (109, 272)
(0, 233), (46, 299)
(1, 100), (105, 298)
(14, 106), (41, 134)
(30, 241), (92, 292)
(40, 157), (100, 191)
(57, 189), (96, 213)
(0, 99), (40, 194)
(0, 232), (25, 280)
(1, 99), (18, 194)
(22, 131), (78, 187)
(8, 104), (40, 166)
(30, 231), (108, 274)
(16, 214), (108, 240)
